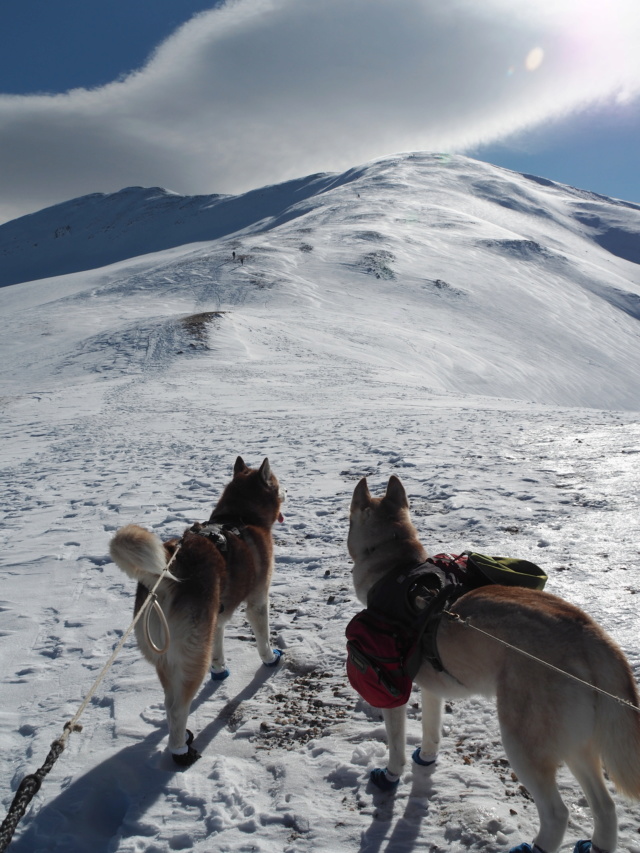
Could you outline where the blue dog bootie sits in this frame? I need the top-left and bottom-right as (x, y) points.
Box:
(370, 768), (400, 792)
(412, 747), (436, 767)
(573, 842), (593, 853)
(264, 648), (284, 667)
(211, 666), (230, 681)
(508, 845), (534, 853)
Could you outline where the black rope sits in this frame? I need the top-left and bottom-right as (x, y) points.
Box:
(0, 735), (68, 852)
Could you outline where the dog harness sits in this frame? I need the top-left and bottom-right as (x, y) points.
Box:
(187, 521), (246, 613)
(189, 521), (244, 552)
(365, 552), (548, 675)
(346, 553), (547, 706)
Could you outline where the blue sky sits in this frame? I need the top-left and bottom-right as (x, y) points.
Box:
(0, 0), (639, 224)
(0, 1), (217, 94)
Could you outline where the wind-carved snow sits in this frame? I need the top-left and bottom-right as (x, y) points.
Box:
(1, 152), (640, 853)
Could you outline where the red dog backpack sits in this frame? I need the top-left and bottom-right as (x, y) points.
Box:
(345, 609), (414, 708)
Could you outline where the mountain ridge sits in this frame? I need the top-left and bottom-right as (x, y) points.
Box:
(1, 153), (639, 289)
(0, 168), (363, 287)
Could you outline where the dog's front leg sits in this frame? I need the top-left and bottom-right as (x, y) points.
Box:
(383, 704), (407, 777)
(414, 688), (442, 766)
(370, 705), (407, 791)
(246, 598), (281, 666)
(211, 616), (230, 679)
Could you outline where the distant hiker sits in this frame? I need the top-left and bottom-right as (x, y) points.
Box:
(232, 251), (236, 260)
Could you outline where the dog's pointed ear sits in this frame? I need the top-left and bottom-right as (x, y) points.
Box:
(259, 457), (274, 485)
(385, 475), (408, 509)
(351, 477), (372, 510)
(234, 456), (249, 476)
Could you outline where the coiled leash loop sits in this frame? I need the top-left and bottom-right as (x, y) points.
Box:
(145, 593), (171, 654)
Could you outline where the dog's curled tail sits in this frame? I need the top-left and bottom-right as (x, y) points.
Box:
(597, 649), (640, 800)
(110, 524), (178, 585)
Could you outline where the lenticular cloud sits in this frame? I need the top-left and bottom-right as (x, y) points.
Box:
(0, 0), (639, 222)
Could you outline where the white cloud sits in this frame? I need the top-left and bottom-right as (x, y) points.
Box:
(1, 0), (639, 222)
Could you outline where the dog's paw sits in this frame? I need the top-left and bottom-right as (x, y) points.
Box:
(211, 666), (230, 681)
(573, 843), (593, 853)
(172, 744), (201, 767)
(411, 747), (436, 767)
(369, 768), (399, 792)
(172, 733), (200, 767)
(508, 845), (536, 853)
(263, 649), (284, 668)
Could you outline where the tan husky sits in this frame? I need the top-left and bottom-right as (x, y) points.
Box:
(110, 456), (284, 765)
(348, 475), (640, 853)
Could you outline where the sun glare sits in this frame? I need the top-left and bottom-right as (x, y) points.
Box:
(525, 46), (545, 72)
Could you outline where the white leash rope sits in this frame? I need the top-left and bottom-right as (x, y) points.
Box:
(450, 612), (640, 714)
(62, 542), (181, 739)
(0, 544), (181, 851)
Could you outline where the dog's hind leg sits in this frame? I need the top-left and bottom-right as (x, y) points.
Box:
(167, 683), (202, 764)
(501, 729), (569, 853)
(159, 667), (201, 764)
(413, 689), (442, 766)
(245, 594), (280, 666)
(566, 747), (617, 853)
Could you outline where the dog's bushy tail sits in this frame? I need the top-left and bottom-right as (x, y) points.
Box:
(110, 524), (177, 585)
(596, 644), (640, 799)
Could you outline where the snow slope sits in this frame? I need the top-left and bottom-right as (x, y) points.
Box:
(1, 153), (640, 853)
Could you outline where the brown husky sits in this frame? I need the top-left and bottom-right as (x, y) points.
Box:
(348, 475), (640, 853)
(109, 456), (284, 765)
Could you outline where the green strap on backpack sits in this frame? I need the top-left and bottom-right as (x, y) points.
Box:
(465, 551), (547, 591)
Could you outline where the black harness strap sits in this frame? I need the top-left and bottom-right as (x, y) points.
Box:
(405, 583), (460, 677)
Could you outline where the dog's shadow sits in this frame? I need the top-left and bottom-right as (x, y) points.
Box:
(358, 766), (436, 853)
(8, 666), (276, 853)
(189, 662), (276, 754)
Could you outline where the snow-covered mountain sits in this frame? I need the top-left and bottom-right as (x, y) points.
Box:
(2, 153), (640, 409)
(1, 153), (640, 853)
